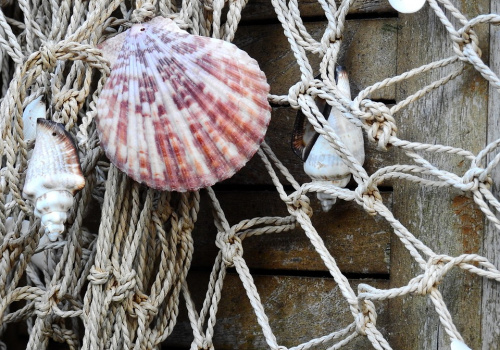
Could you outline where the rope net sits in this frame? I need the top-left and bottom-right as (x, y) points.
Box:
(0, 0), (499, 349)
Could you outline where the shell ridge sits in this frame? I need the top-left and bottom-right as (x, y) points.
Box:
(146, 23), (269, 161)
(148, 42), (239, 177)
(133, 33), (177, 189)
(139, 35), (203, 190)
(136, 45), (168, 188)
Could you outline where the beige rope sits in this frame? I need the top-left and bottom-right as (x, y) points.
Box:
(1, 0), (500, 349)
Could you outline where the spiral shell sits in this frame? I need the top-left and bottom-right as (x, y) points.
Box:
(97, 16), (271, 192)
(22, 119), (85, 241)
(292, 66), (365, 212)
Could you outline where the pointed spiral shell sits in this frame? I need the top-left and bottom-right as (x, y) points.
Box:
(22, 119), (85, 241)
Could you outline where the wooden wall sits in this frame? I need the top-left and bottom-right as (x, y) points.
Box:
(163, 1), (497, 349)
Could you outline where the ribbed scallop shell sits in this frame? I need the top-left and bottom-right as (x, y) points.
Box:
(96, 16), (271, 192)
(23, 119), (85, 241)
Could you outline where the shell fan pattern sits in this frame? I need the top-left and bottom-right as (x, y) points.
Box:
(96, 17), (272, 192)
(23, 119), (85, 241)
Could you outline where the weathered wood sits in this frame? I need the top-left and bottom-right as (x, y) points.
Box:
(389, 2), (488, 349)
(164, 273), (390, 349)
(482, 0), (500, 347)
(226, 19), (398, 185)
(192, 190), (392, 274)
(233, 19), (397, 100)
(224, 106), (397, 185)
(241, 0), (395, 22)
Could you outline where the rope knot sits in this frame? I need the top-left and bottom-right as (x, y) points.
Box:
(462, 167), (485, 191)
(288, 81), (310, 110)
(112, 270), (137, 302)
(39, 42), (58, 70)
(88, 266), (110, 285)
(216, 232), (243, 267)
(355, 185), (381, 216)
(359, 100), (397, 151)
(355, 300), (377, 336)
(131, 3), (156, 24)
(417, 256), (447, 295)
(35, 287), (59, 318)
(285, 193), (312, 217)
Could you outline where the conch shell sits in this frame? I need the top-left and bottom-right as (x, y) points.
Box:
(22, 119), (85, 241)
(96, 16), (271, 192)
(292, 66), (365, 212)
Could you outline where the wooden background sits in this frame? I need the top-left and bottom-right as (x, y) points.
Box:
(163, 0), (499, 349)
(3, 1), (498, 349)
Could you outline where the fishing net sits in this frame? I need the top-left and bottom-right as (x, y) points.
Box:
(0, 0), (499, 349)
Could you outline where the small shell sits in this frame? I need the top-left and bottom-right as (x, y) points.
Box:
(292, 66), (365, 212)
(388, 0), (426, 13)
(97, 16), (271, 192)
(22, 119), (85, 241)
(450, 340), (471, 350)
(22, 96), (46, 143)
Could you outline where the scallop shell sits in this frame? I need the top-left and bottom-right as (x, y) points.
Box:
(292, 66), (365, 212)
(96, 16), (271, 192)
(22, 96), (46, 143)
(388, 0), (426, 13)
(22, 119), (85, 241)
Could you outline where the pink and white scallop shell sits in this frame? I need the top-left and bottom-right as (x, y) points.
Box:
(96, 17), (271, 192)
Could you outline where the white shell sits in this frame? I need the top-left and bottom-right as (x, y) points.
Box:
(30, 234), (55, 274)
(302, 67), (365, 211)
(97, 16), (271, 192)
(22, 119), (85, 241)
(22, 96), (46, 143)
(450, 340), (471, 350)
(388, 0), (426, 13)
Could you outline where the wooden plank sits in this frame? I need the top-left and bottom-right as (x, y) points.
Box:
(482, 0), (500, 347)
(224, 106), (397, 185)
(241, 0), (396, 22)
(227, 18), (398, 185)
(191, 190), (392, 274)
(233, 19), (397, 100)
(389, 2), (488, 349)
(164, 273), (390, 349)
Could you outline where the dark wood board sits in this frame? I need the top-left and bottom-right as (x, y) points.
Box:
(233, 19), (397, 99)
(164, 273), (390, 349)
(240, 0), (396, 22)
(388, 2), (489, 349)
(226, 18), (398, 185)
(191, 190), (392, 274)
(224, 106), (398, 186)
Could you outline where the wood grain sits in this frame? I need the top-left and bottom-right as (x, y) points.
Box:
(224, 106), (398, 186)
(233, 19), (397, 99)
(482, 0), (500, 347)
(191, 190), (392, 274)
(227, 19), (398, 185)
(389, 2), (488, 349)
(164, 273), (390, 349)
(240, 0), (396, 21)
